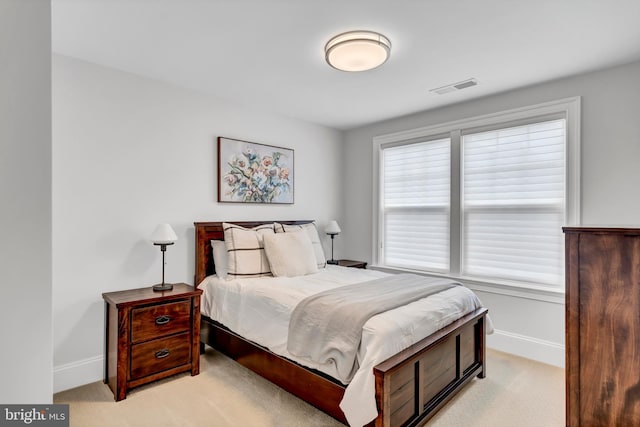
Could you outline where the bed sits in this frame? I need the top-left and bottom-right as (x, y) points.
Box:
(194, 220), (489, 427)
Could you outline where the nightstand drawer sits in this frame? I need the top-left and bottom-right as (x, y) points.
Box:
(131, 300), (191, 343)
(130, 332), (191, 380)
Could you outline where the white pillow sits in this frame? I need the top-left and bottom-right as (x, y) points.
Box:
(274, 222), (326, 269)
(210, 240), (228, 279)
(223, 222), (274, 278)
(263, 231), (318, 277)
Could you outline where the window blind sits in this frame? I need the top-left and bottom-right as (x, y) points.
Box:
(461, 119), (565, 287)
(382, 138), (450, 271)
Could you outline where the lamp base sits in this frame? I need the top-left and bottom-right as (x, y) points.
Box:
(327, 259), (339, 265)
(152, 283), (174, 292)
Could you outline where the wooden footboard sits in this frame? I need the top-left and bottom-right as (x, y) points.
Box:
(373, 307), (487, 427)
(201, 307), (487, 427)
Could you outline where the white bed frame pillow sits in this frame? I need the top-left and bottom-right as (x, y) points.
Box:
(274, 222), (327, 269)
(210, 240), (228, 279)
(263, 231), (318, 277)
(223, 222), (274, 278)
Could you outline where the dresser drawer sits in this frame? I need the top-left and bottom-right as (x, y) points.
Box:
(130, 332), (191, 380)
(131, 300), (191, 343)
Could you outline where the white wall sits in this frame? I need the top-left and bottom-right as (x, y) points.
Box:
(343, 60), (640, 367)
(0, 0), (53, 403)
(52, 55), (343, 392)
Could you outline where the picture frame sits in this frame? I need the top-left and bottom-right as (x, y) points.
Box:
(217, 137), (294, 204)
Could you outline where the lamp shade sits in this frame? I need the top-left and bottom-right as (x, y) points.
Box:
(325, 220), (341, 235)
(325, 30), (391, 72)
(150, 223), (178, 244)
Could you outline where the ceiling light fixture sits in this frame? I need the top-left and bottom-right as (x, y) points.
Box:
(325, 30), (391, 72)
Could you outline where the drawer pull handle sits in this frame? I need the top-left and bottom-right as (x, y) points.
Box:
(155, 315), (171, 325)
(155, 349), (170, 359)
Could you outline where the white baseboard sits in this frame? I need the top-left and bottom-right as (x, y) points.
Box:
(488, 329), (564, 368)
(53, 355), (103, 394)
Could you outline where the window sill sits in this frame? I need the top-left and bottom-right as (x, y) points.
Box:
(368, 264), (565, 304)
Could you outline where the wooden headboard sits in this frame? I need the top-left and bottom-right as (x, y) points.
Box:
(193, 220), (314, 285)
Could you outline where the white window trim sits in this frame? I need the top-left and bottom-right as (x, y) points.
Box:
(372, 97), (581, 303)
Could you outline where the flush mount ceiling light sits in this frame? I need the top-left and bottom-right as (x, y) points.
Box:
(325, 30), (391, 72)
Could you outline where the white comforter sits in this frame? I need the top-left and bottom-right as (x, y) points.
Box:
(198, 266), (489, 427)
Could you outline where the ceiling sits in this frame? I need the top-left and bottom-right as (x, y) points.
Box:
(52, 0), (640, 130)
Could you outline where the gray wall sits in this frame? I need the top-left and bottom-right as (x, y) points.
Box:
(52, 55), (344, 391)
(0, 0), (53, 403)
(343, 60), (640, 365)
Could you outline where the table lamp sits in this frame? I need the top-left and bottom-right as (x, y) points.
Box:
(151, 223), (177, 291)
(325, 220), (341, 265)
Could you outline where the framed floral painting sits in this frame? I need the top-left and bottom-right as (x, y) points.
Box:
(217, 137), (294, 204)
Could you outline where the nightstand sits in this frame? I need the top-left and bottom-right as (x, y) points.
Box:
(337, 259), (367, 269)
(102, 283), (202, 401)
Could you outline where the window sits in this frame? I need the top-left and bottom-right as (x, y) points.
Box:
(382, 138), (450, 271)
(374, 98), (580, 294)
(461, 119), (565, 286)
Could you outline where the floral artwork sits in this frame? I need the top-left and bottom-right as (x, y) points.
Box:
(217, 137), (294, 203)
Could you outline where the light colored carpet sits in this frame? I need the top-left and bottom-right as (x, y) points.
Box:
(54, 348), (564, 426)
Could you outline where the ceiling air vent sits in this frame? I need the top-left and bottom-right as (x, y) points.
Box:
(430, 78), (478, 95)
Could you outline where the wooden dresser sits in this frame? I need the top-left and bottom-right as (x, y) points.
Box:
(564, 227), (640, 426)
(103, 283), (202, 401)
